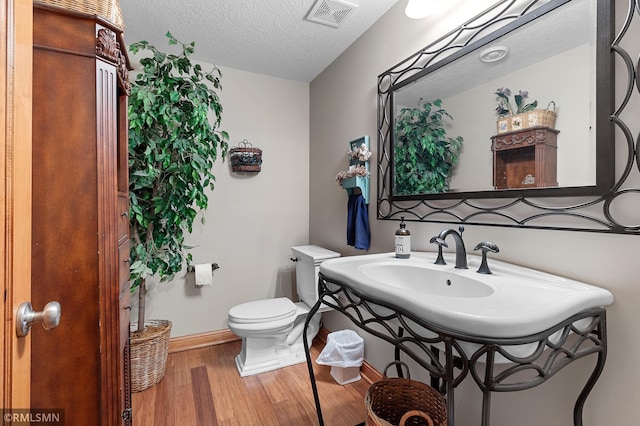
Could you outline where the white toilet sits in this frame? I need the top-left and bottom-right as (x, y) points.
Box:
(227, 245), (341, 377)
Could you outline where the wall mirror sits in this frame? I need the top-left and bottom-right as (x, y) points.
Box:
(377, 0), (640, 234)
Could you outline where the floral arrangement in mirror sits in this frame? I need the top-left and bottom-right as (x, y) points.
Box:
(494, 87), (557, 134)
(495, 87), (537, 117)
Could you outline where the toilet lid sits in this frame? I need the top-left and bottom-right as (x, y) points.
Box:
(228, 297), (297, 324)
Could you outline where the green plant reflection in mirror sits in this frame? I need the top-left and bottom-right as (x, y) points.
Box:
(393, 99), (463, 195)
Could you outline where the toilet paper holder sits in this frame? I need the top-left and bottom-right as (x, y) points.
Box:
(186, 263), (220, 273)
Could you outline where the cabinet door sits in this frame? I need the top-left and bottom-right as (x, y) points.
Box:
(117, 80), (132, 426)
(118, 231), (132, 424)
(32, 8), (131, 424)
(32, 41), (103, 422)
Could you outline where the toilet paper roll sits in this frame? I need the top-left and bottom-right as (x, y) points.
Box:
(194, 263), (213, 287)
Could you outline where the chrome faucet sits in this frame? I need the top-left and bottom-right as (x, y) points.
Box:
(433, 226), (468, 269)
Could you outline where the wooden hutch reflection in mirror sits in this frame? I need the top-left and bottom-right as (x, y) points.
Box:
(491, 126), (559, 189)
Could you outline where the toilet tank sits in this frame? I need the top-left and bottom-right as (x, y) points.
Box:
(291, 245), (340, 308)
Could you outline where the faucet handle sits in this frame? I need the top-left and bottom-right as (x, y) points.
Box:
(429, 236), (448, 265)
(474, 241), (499, 253)
(473, 241), (499, 274)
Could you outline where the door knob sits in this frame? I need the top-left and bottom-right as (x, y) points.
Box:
(15, 301), (61, 337)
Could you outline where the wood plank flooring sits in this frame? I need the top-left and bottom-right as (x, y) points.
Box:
(132, 339), (370, 425)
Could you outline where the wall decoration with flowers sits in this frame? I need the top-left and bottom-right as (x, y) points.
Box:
(336, 136), (371, 204)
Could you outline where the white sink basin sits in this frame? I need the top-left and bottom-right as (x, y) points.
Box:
(320, 252), (614, 338)
(360, 262), (494, 298)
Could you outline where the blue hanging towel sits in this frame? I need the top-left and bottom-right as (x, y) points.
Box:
(347, 193), (370, 250)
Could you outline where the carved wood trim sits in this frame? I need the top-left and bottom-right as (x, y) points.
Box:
(491, 126), (559, 151)
(96, 28), (130, 95)
(96, 28), (118, 62)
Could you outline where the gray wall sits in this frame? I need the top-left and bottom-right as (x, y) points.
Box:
(311, 1), (638, 425)
(131, 65), (310, 337)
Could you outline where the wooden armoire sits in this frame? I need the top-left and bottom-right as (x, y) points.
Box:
(31, 3), (132, 424)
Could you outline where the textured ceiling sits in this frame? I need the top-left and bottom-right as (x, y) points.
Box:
(120, 0), (400, 82)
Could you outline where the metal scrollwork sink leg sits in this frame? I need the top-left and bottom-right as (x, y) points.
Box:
(573, 319), (607, 426)
(303, 297), (325, 426)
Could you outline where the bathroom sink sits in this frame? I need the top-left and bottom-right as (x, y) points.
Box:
(319, 252), (614, 338)
(359, 262), (494, 298)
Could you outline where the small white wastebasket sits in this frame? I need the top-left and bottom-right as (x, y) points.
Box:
(316, 330), (364, 385)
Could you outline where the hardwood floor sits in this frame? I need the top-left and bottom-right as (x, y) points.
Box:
(132, 339), (371, 425)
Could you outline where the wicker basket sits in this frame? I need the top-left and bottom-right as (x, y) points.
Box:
(229, 140), (262, 173)
(400, 411), (435, 426)
(365, 362), (447, 426)
(496, 101), (557, 134)
(36, 0), (124, 29)
(130, 320), (172, 393)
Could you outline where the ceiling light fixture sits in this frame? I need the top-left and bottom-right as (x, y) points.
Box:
(405, 0), (432, 19)
(479, 45), (509, 63)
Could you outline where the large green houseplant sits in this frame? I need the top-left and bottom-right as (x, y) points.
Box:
(127, 32), (228, 390)
(394, 99), (463, 195)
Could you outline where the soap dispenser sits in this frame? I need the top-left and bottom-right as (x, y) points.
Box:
(395, 216), (411, 259)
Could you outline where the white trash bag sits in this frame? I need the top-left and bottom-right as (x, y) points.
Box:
(316, 330), (364, 367)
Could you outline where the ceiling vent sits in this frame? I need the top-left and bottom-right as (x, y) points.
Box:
(306, 0), (358, 28)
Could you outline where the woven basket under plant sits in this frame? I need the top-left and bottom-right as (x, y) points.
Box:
(365, 362), (447, 426)
(130, 320), (172, 393)
(36, 0), (124, 29)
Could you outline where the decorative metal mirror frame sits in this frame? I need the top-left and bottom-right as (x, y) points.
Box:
(377, 0), (640, 235)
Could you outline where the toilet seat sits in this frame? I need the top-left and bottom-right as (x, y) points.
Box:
(228, 297), (297, 324)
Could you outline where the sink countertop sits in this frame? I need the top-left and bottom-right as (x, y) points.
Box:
(319, 252), (614, 339)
